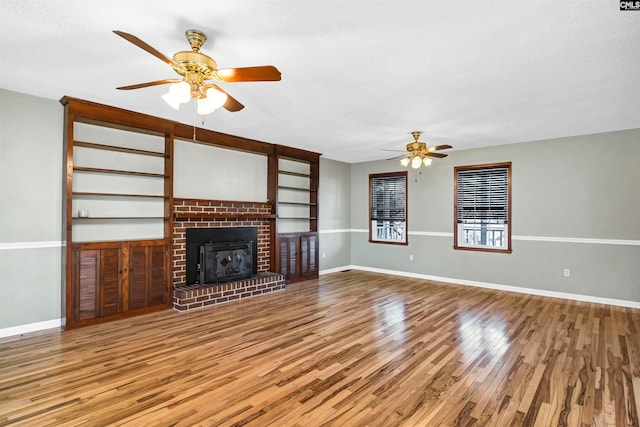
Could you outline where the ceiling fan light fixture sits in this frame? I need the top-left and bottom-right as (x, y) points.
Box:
(196, 97), (215, 115)
(205, 87), (228, 109)
(161, 91), (182, 110)
(197, 87), (228, 114)
(411, 156), (422, 169)
(162, 81), (191, 110)
(114, 30), (281, 114)
(395, 131), (452, 169)
(173, 81), (192, 103)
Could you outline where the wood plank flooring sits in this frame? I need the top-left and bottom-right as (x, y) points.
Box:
(1, 270), (639, 426)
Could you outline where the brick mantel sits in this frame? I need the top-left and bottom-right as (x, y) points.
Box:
(172, 198), (274, 287)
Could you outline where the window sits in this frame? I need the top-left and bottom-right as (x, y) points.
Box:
(369, 171), (408, 244)
(454, 162), (511, 252)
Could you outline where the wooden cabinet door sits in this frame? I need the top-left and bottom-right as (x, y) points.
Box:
(277, 232), (319, 282)
(75, 249), (99, 320)
(128, 242), (167, 310)
(278, 235), (298, 281)
(99, 247), (122, 317)
(149, 244), (167, 306)
(128, 245), (148, 310)
(74, 247), (122, 320)
(300, 233), (318, 279)
(129, 243), (167, 310)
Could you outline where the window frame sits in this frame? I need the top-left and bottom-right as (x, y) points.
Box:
(454, 162), (512, 253)
(369, 171), (408, 245)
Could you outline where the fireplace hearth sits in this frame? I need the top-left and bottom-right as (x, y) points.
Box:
(186, 227), (258, 285)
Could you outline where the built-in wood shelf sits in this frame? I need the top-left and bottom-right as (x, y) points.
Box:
(277, 201), (317, 206)
(277, 185), (317, 192)
(74, 140), (167, 158)
(73, 166), (166, 178)
(174, 212), (277, 221)
(278, 170), (311, 178)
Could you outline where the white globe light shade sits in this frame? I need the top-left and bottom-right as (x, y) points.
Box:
(162, 81), (191, 110)
(411, 156), (422, 168)
(172, 81), (191, 103)
(197, 97), (216, 115)
(205, 87), (228, 109)
(197, 87), (228, 115)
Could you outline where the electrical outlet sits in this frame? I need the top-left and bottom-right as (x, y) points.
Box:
(409, 254), (414, 261)
(322, 252), (326, 259)
(564, 269), (570, 277)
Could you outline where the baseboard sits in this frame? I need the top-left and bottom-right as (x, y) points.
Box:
(319, 265), (357, 275)
(0, 318), (64, 339)
(321, 264), (640, 309)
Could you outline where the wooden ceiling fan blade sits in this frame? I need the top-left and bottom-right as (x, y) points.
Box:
(426, 152), (448, 158)
(113, 30), (180, 68)
(217, 66), (282, 82)
(116, 79), (181, 90)
(430, 144), (453, 151)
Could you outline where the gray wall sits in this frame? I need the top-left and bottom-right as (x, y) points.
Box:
(0, 89), (64, 329)
(348, 130), (640, 303)
(174, 140), (268, 201)
(318, 158), (351, 271)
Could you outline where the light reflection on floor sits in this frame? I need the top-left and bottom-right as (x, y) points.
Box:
(373, 293), (407, 352)
(456, 311), (510, 362)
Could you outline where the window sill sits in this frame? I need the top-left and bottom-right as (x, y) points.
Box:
(369, 239), (409, 246)
(453, 245), (512, 254)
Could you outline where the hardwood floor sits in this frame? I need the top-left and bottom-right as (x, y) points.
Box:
(1, 270), (639, 426)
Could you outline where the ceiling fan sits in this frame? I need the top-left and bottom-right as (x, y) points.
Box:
(389, 132), (453, 169)
(113, 30), (281, 114)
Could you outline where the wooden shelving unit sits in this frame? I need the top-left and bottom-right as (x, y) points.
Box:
(61, 96), (322, 328)
(61, 96), (175, 329)
(274, 148), (320, 282)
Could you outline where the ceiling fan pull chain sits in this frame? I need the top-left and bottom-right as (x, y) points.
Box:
(193, 102), (197, 143)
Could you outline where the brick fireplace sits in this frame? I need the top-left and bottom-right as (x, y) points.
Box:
(172, 198), (273, 286)
(172, 198), (284, 311)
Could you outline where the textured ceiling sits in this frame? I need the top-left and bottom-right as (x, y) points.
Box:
(1, 1), (639, 163)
